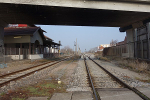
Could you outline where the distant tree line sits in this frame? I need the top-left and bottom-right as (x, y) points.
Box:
(110, 39), (118, 46)
(88, 47), (97, 53)
(60, 46), (74, 54)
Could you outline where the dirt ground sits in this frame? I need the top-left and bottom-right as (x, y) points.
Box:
(0, 59), (78, 100)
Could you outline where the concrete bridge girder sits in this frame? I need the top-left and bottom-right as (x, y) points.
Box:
(0, 0), (150, 13)
(0, 3), (150, 28)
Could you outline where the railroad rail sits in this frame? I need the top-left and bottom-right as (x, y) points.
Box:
(83, 55), (150, 100)
(0, 56), (72, 87)
(84, 57), (99, 100)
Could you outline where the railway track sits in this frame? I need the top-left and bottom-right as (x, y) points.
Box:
(83, 55), (150, 100)
(0, 56), (72, 87)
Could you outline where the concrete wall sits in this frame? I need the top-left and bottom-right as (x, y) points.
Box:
(122, 53), (129, 57)
(31, 31), (43, 45)
(4, 36), (30, 43)
(55, 49), (58, 53)
(6, 54), (43, 60)
(28, 54), (43, 60)
(45, 47), (59, 53)
(8, 55), (23, 60)
(0, 56), (11, 63)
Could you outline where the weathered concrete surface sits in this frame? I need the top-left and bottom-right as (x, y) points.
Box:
(0, 0), (150, 12)
(50, 93), (72, 100)
(27, 97), (49, 100)
(0, 1), (150, 28)
(50, 91), (93, 100)
(72, 91), (93, 100)
(97, 88), (143, 100)
(136, 87), (150, 98)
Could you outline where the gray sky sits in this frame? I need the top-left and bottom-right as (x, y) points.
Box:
(38, 25), (126, 52)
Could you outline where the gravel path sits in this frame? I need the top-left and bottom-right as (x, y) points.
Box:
(86, 57), (121, 88)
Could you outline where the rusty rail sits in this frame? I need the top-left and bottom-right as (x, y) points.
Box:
(88, 56), (150, 100)
(0, 56), (72, 87)
(83, 56), (100, 100)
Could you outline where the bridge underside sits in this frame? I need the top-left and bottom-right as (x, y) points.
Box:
(0, 3), (150, 28)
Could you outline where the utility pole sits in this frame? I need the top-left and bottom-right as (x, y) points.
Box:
(74, 41), (76, 55)
(59, 41), (61, 56)
(76, 38), (77, 55)
(78, 44), (80, 55)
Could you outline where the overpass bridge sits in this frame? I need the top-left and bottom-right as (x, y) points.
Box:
(0, 0), (150, 58)
(0, 0), (150, 29)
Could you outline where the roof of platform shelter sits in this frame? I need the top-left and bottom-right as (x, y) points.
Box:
(4, 27), (45, 40)
(44, 35), (53, 41)
(43, 39), (61, 47)
(4, 24), (61, 46)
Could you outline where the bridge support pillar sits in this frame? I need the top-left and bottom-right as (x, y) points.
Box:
(0, 20), (8, 63)
(0, 27), (4, 58)
(126, 29), (135, 58)
(147, 23), (150, 59)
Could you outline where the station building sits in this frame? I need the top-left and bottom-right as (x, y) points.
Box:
(3, 24), (60, 60)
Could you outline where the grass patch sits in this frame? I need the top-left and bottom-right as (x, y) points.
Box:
(99, 57), (110, 62)
(38, 59), (51, 63)
(118, 59), (149, 72)
(0, 92), (5, 96)
(64, 60), (73, 64)
(12, 97), (26, 100)
(135, 77), (150, 83)
(25, 80), (66, 96)
(94, 51), (103, 59)
(94, 52), (110, 62)
(0, 80), (66, 100)
(103, 56), (150, 77)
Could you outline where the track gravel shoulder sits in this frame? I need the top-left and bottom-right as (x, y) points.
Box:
(94, 59), (150, 87)
(66, 58), (91, 92)
(0, 59), (50, 76)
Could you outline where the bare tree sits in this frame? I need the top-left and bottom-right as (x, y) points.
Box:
(110, 39), (118, 46)
(88, 47), (97, 53)
(61, 46), (74, 54)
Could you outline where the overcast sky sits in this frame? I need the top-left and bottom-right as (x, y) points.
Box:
(37, 25), (126, 52)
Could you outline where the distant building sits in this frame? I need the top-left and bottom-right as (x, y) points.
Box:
(100, 44), (110, 48)
(98, 44), (110, 51)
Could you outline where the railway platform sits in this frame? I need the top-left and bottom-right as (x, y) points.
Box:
(50, 87), (150, 100)
(27, 87), (150, 100)
(97, 88), (142, 100)
(27, 91), (93, 100)
(50, 91), (93, 100)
